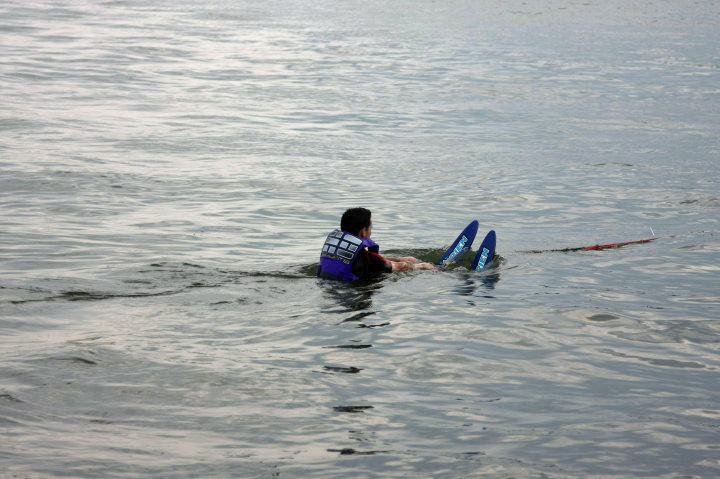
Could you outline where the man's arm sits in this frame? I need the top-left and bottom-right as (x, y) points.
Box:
(366, 251), (437, 273)
(385, 256), (438, 272)
(385, 256), (417, 263)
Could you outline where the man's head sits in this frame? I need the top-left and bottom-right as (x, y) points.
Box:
(341, 207), (372, 238)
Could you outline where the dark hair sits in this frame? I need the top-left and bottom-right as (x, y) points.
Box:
(341, 208), (371, 236)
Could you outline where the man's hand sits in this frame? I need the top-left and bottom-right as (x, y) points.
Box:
(413, 262), (438, 271)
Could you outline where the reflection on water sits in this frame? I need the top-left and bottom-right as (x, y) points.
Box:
(320, 281), (380, 313)
(453, 270), (502, 297)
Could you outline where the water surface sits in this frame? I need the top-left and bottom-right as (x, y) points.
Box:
(1, 0), (719, 477)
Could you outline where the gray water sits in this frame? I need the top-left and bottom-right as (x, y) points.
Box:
(2, 0), (720, 477)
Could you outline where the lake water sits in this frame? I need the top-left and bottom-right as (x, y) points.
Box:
(1, 0), (719, 477)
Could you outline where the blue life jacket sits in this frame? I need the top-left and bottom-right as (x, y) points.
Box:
(317, 229), (380, 282)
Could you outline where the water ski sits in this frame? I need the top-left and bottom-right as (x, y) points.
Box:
(436, 220), (479, 266)
(470, 230), (496, 270)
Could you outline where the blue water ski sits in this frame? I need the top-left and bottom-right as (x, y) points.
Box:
(470, 230), (496, 270)
(437, 220), (479, 266)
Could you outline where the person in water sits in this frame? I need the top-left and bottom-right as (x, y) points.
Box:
(318, 207), (436, 282)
